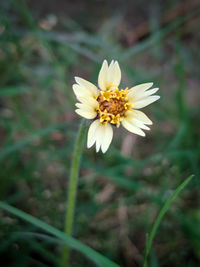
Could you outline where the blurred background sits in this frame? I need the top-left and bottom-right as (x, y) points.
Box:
(0, 0), (200, 266)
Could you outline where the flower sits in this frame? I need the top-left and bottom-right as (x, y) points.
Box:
(73, 60), (160, 153)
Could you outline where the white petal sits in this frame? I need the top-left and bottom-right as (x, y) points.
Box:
(75, 103), (96, 112)
(107, 60), (115, 84)
(75, 77), (98, 96)
(133, 96), (160, 109)
(87, 120), (101, 148)
(73, 84), (92, 98)
(131, 87), (159, 102)
(87, 120), (113, 153)
(95, 124), (104, 152)
(112, 61), (121, 87)
(122, 119), (145, 136)
(98, 60), (121, 91)
(128, 83), (153, 98)
(128, 118), (150, 130)
(98, 60), (108, 91)
(143, 87), (159, 97)
(129, 110), (152, 125)
(76, 95), (98, 108)
(107, 60), (121, 88)
(75, 109), (97, 119)
(101, 123), (113, 153)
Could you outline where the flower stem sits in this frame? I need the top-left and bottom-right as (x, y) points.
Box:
(61, 119), (87, 267)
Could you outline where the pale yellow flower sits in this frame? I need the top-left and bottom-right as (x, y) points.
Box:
(73, 60), (160, 153)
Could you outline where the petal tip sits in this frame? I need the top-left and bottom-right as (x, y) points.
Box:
(87, 143), (92, 149)
(96, 146), (100, 153)
(101, 146), (108, 153)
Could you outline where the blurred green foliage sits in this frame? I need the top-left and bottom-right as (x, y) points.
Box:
(0, 0), (200, 266)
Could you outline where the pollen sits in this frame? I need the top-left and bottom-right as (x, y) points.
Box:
(96, 88), (132, 127)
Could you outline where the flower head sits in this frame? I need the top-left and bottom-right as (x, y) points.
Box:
(73, 60), (160, 153)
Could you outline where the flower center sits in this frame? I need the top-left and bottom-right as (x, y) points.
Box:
(96, 88), (132, 127)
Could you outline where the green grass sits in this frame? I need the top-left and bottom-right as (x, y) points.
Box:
(143, 174), (194, 267)
(0, 0), (200, 266)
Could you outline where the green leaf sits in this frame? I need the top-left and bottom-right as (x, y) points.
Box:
(0, 201), (119, 267)
(143, 174), (194, 267)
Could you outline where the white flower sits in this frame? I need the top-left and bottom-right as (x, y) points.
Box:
(73, 60), (160, 153)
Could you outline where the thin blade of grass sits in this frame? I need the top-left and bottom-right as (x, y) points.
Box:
(0, 123), (65, 161)
(143, 174), (194, 267)
(0, 86), (30, 97)
(0, 201), (120, 267)
(120, 9), (199, 61)
(25, 238), (60, 265)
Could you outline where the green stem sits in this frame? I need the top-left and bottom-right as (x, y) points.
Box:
(61, 119), (87, 267)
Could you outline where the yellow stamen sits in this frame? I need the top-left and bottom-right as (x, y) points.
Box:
(96, 87), (132, 126)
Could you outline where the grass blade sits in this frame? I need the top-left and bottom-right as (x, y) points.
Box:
(0, 201), (119, 267)
(0, 123), (65, 161)
(0, 86), (30, 97)
(143, 174), (194, 267)
(120, 9), (199, 61)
